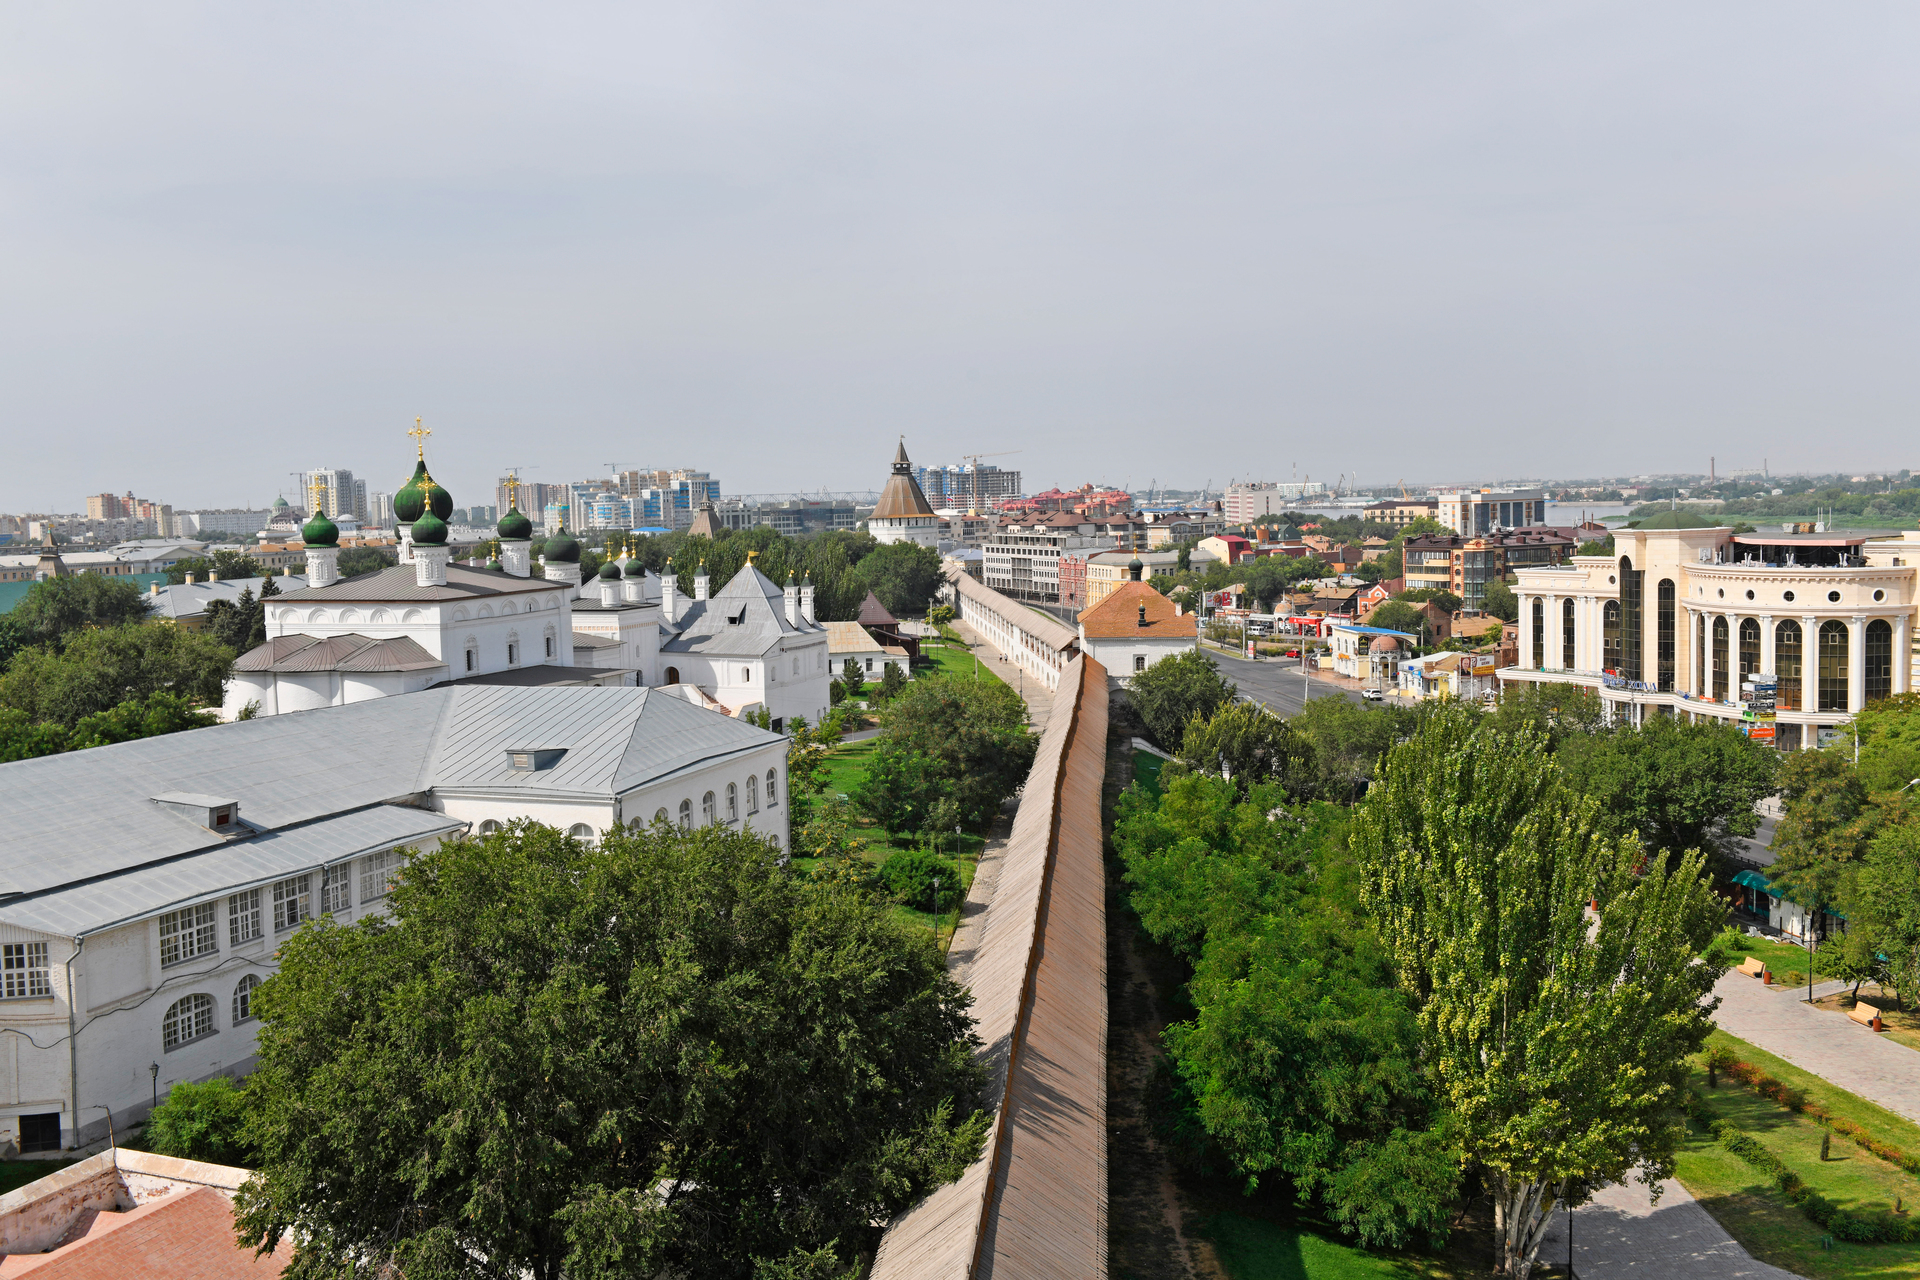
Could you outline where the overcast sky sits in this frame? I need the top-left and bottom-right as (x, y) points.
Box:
(3, 2), (1916, 512)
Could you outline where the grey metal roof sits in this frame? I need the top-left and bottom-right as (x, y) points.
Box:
(147, 576), (310, 620)
(0, 693), (450, 898)
(426, 686), (778, 798)
(0, 684), (779, 906)
(273, 564), (557, 602)
(0, 805), (464, 938)
(663, 564), (822, 658)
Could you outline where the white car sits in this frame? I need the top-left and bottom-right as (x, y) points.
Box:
(1361, 688), (1385, 702)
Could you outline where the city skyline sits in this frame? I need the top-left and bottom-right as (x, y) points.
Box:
(3, 3), (1917, 510)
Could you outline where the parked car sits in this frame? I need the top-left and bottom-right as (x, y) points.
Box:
(1361, 688), (1385, 702)
(1285, 649), (1300, 658)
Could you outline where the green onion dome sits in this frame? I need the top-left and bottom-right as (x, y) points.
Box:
(487, 555), (503, 572)
(393, 460), (430, 524)
(497, 505), (534, 540)
(301, 508), (339, 548)
(544, 525), (581, 563)
(598, 561), (621, 581)
(410, 508), (449, 546)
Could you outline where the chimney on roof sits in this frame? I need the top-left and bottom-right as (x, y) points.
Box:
(183, 573), (196, 584)
(207, 572), (220, 583)
(149, 581), (160, 596)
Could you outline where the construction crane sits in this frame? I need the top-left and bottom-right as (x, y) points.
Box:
(960, 450), (1022, 512)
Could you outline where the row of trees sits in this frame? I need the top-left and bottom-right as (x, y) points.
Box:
(1119, 696), (1733, 1277)
(1767, 693), (1920, 1008)
(0, 574), (237, 759)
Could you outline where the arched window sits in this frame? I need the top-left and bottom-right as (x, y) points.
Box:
(1818, 620), (1849, 713)
(654, 807), (669, 825)
(1530, 597), (1544, 668)
(1712, 616), (1729, 701)
(1562, 597), (1575, 669)
(568, 823), (596, 846)
(1739, 618), (1761, 686)
(1602, 600), (1622, 672)
(747, 774), (759, 813)
(665, 666), (681, 684)
(1867, 619), (1893, 703)
(702, 791), (716, 825)
(478, 819), (501, 835)
(1618, 557), (1643, 683)
(1656, 580), (1676, 691)
(1775, 619), (1803, 710)
(163, 993), (216, 1050)
(727, 783), (738, 821)
(678, 799), (693, 829)
(766, 770), (779, 806)
(233, 975), (262, 1025)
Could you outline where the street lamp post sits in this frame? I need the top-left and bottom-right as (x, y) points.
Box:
(148, 1062), (159, 1114)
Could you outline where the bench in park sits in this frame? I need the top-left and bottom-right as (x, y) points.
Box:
(1848, 1002), (1888, 1032)
(1737, 956), (1771, 982)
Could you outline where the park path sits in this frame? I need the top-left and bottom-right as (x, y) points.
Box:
(1537, 1179), (1807, 1280)
(1711, 969), (1920, 1125)
(945, 617), (1055, 735)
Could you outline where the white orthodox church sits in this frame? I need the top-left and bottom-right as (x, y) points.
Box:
(224, 438), (831, 727)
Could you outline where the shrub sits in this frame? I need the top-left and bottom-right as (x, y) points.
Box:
(144, 1075), (253, 1165)
(877, 850), (959, 912)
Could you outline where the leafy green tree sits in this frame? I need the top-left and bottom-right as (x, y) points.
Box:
(1351, 706), (1726, 1280)
(1575, 536), (1615, 556)
(1482, 683), (1608, 749)
(1114, 775), (1458, 1246)
(783, 715), (838, 832)
(877, 849), (959, 911)
(202, 576), (281, 654)
(1834, 691), (1920, 795)
(927, 604), (954, 627)
(335, 547), (397, 578)
(1127, 649), (1235, 752)
(2, 574), (151, 659)
(1763, 746), (1887, 918)
(1363, 600), (1426, 640)
(840, 658), (866, 702)
(236, 820), (986, 1279)
(874, 663), (907, 704)
(847, 541), (942, 616)
(0, 624), (232, 728)
(165, 551), (262, 585)
(145, 1076), (253, 1165)
(1288, 694), (1419, 803)
(1397, 587), (1461, 614)
(1482, 580), (1520, 623)
(1559, 717), (1777, 866)
(68, 691), (218, 749)
(852, 678), (1034, 831)
(1851, 823), (1920, 1010)
(1176, 699), (1314, 798)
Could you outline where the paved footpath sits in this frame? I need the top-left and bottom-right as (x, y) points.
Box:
(1711, 969), (1920, 1125)
(1538, 1179), (1805, 1280)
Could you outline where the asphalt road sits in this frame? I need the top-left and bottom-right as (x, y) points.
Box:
(1201, 644), (1372, 718)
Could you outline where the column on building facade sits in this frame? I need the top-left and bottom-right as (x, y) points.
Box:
(1573, 595), (1589, 672)
(1803, 615), (1820, 713)
(1519, 596), (1533, 668)
(1759, 613), (1775, 680)
(1848, 615), (1867, 714)
(1897, 614), (1913, 695)
(1548, 595), (1564, 671)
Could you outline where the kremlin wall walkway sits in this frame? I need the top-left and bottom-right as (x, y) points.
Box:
(870, 654), (1109, 1280)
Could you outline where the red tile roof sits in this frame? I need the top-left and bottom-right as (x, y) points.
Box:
(1077, 582), (1197, 639)
(5, 1187), (286, 1279)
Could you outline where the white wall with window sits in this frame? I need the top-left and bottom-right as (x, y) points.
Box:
(0, 832), (452, 1154)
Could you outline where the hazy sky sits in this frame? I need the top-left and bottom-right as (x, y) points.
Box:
(3, 2), (1916, 512)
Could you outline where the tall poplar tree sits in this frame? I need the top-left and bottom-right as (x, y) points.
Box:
(1351, 706), (1725, 1280)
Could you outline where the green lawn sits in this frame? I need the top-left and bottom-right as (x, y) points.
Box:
(1703, 1030), (1920, 1156)
(806, 737), (989, 951)
(1133, 749), (1166, 798)
(0, 1159), (76, 1195)
(917, 642), (1007, 687)
(1677, 1042), (1920, 1278)
(1204, 1213), (1481, 1280)
(1721, 933), (1840, 983)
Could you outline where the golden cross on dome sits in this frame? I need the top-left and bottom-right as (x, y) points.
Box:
(747, 549), (758, 566)
(504, 470), (520, 511)
(408, 416), (431, 460)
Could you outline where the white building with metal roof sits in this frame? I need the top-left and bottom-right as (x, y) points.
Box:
(658, 559), (831, 730)
(0, 685), (788, 1152)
